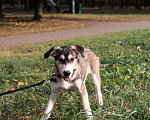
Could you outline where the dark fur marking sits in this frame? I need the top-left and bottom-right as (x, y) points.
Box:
(50, 78), (57, 82)
(57, 74), (62, 79)
(55, 47), (76, 65)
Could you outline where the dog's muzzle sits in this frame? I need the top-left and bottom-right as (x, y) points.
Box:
(56, 66), (72, 82)
(63, 70), (72, 82)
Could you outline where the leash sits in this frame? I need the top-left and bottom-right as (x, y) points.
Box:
(0, 74), (55, 96)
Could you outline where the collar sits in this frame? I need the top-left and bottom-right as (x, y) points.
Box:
(56, 65), (61, 75)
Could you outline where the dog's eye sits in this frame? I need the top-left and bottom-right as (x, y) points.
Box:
(70, 58), (74, 62)
(58, 58), (63, 62)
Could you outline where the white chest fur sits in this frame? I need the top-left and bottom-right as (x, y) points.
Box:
(50, 78), (82, 92)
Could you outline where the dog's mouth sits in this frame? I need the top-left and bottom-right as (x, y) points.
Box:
(63, 76), (72, 82)
(63, 69), (76, 82)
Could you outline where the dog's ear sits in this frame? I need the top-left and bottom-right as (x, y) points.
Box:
(44, 46), (60, 59)
(71, 45), (84, 58)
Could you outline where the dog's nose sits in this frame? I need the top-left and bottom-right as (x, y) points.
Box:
(63, 70), (71, 77)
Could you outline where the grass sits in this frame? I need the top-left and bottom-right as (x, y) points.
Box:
(52, 13), (150, 22)
(0, 28), (150, 119)
(50, 7), (150, 22)
(41, 7), (150, 22)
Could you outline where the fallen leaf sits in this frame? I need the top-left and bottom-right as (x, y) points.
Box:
(114, 76), (118, 79)
(125, 76), (130, 80)
(107, 111), (111, 116)
(6, 88), (10, 92)
(26, 115), (30, 120)
(1, 113), (7, 117)
(13, 79), (18, 84)
(32, 99), (36, 103)
(38, 113), (43, 119)
(18, 82), (25, 86)
(139, 49), (142, 52)
(125, 106), (131, 112)
(52, 104), (57, 112)
(14, 112), (18, 115)
(137, 46), (140, 49)
(6, 88), (15, 92)
(11, 88), (15, 91)
(113, 64), (116, 67)
(136, 91), (139, 98)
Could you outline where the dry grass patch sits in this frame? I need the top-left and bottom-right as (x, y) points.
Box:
(50, 14), (150, 22)
(0, 15), (86, 37)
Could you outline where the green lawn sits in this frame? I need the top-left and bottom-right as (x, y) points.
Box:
(0, 29), (150, 119)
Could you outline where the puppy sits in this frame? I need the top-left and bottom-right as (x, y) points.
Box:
(41, 45), (103, 120)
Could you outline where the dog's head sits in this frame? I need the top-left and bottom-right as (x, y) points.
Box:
(44, 45), (84, 81)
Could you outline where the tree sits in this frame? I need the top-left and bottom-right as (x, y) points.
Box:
(120, 0), (128, 8)
(24, 0), (28, 11)
(120, 0), (124, 8)
(91, 0), (96, 8)
(135, 0), (142, 10)
(143, 0), (149, 9)
(99, 0), (105, 9)
(0, 0), (4, 19)
(33, 0), (43, 20)
(125, 0), (129, 8)
(111, 0), (114, 9)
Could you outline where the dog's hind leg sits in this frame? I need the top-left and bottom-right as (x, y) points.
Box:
(90, 56), (103, 107)
(41, 83), (60, 120)
(91, 73), (103, 106)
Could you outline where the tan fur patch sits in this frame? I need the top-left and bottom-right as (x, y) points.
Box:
(71, 45), (76, 50)
(68, 54), (73, 60)
(60, 55), (65, 60)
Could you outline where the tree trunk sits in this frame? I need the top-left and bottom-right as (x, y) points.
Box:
(135, 0), (141, 10)
(99, 0), (105, 9)
(111, 0), (114, 9)
(24, 0), (28, 11)
(125, 0), (128, 8)
(12, 0), (15, 8)
(0, 0), (4, 19)
(29, 0), (34, 9)
(120, 0), (123, 8)
(91, 0), (95, 8)
(137, 0), (142, 10)
(144, 0), (147, 8)
(33, 0), (43, 20)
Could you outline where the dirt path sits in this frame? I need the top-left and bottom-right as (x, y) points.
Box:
(0, 20), (150, 48)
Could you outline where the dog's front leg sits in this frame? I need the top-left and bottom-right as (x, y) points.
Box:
(78, 81), (93, 120)
(41, 87), (59, 120)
